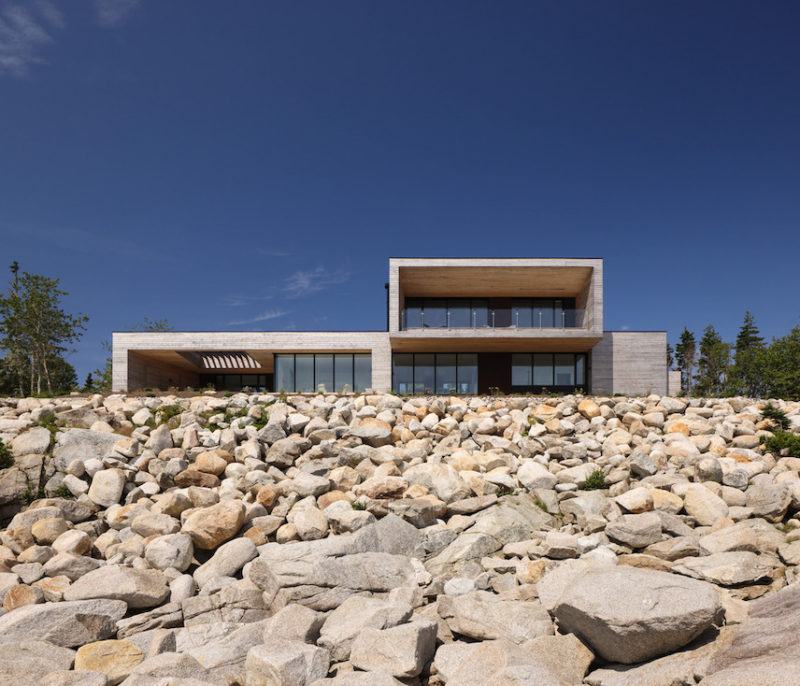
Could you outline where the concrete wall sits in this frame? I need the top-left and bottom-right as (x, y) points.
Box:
(113, 331), (392, 393)
(591, 331), (667, 396)
(668, 370), (682, 396)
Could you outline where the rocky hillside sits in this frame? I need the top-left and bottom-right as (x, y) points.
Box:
(1, 391), (800, 685)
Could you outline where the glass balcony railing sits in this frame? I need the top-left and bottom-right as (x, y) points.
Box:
(400, 307), (586, 331)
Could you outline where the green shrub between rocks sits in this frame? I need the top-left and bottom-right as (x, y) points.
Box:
(761, 402), (791, 431)
(582, 468), (606, 491)
(762, 430), (800, 457)
(0, 438), (13, 469)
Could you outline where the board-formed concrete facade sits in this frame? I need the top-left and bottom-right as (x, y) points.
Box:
(112, 258), (667, 395)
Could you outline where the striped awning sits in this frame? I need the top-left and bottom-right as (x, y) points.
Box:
(178, 351), (261, 370)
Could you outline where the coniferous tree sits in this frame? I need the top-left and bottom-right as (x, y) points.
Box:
(667, 343), (674, 369)
(765, 325), (800, 401)
(675, 327), (697, 395)
(728, 311), (766, 397)
(694, 325), (731, 397)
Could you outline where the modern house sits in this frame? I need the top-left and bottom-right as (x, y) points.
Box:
(112, 258), (667, 395)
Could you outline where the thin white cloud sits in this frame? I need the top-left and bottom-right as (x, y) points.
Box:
(284, 266), (350, 298)
(257, 248), (290, 257)
(0, 1), (63, 77)
(94, 0), (140, 28)
(223, 293), (274, 308)
(228, 309), (288, 326)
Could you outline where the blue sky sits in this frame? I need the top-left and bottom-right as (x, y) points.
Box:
(1, 0), (799, 382)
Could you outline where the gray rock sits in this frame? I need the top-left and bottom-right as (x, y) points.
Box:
(248, 551), (417, 611)
(43, 552), (103, 581)
(438, 590), (554, 644)
(605, 512), (663, 548)
(245, 640), (329, 686)
(684, 485), (729, 527)
(263, 604), (324, 644)
(318, 595), (413, 661)
(11, 427), (52, 456)
(193, 538), (256, 589)
(551, 566), (721, 664)
(145, 533), (194, 572)
(183, 619), (269, 684)
(0, 599), (127, 647)
(309, 673), (403, 686)
(64, 565), (170, 609)
(746, 483), (792, 522)
(350, 620), (437, 678)
(117, 602), (183, 639)
(123, 652), (224, 685)
(54, 429), (125, 471)
(0, 640), (75, 686)
(672, 551), (773, 586)
(701, 583), (800, 685)
(40, 671), (108, 686)
(181, 584), (269, 626)
(468, 494), (556, 545)
(88, 469), (127, 508)
(445, 639), (578, 686)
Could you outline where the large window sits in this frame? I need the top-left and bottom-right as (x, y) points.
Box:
(402, 297), (577, 329)
(199, 374), (269, 391)
(274, 354), (371, 393)
(392, 353), (478, 394)
(516, 353), (587, 391)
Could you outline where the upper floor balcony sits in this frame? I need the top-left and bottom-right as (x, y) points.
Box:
(400, 297), (585, 331)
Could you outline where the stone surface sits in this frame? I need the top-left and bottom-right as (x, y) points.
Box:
(75, 639), (144, 685)
(182, 500), (246, 550)
(350, 620), (437, 678)
(438, 590), (554, 644)
(64, 565), (170, 609)
(0, 598), (127, 647)
(551, 566), (722, 664)
(245, 640), (330, 686)
(88, 469), (127, 508)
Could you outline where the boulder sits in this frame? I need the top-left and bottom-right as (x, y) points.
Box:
(88, 469), (126, 508)
(350, 620), (437, 678)
(245, 640), (329, 686)
(318, 596), (412, 661)
(438, 590), (554, 644)
(605, 512), (663, 548)
(672, 551), (773, 586)
(0, 640), (76, 686)
(64, 565), (170, 609)
(193, 537), (256, 589)
(551, 566), (721, 664)
(75, 639), (144, 685)
(145, 533), (194, 572)
(684, 485), (729, 526)
(0, 598), (127, 647)
(182, 500), (246, 549)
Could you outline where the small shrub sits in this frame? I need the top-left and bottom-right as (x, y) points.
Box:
(582, 469), (606, 491)
(224, 390), (233, 397)
(351, 500), (367, 511)
(53, 484), (74, 499)
(762, 431), (800, 457)
(278, 388), (287, 403)
(0, 439), (13, 469)
(495, 484), (515, 497)
(762, 402), (790, 431)
(533, 496), (549, 513)
(156, 404), (184, 424)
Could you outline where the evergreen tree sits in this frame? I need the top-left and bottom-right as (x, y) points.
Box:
(84, 373), (95, 392)
(667, 343), (674, 369)
(675, 327), (697, 395)
(728, 311), (766, 397)
(694, 325), (730, 397)
(765, 325), (800, 400)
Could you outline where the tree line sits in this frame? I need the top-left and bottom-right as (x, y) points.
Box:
(669, 312), (800, 400)
(0, 262), (171, 396)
